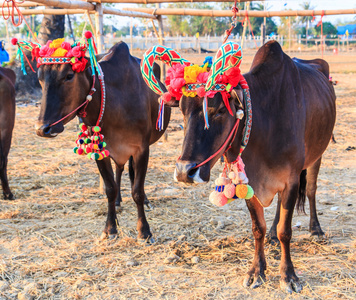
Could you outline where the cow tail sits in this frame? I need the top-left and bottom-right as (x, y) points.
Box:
(296, 169), (307, 214)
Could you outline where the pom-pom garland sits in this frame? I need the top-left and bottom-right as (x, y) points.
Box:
(73, 123), (110, 160)
(11, 38), (18, 45)
(209, 156), (254, 207)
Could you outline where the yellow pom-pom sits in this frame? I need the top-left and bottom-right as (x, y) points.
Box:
(235, 184), (248, 199)
(49, 38), (65, 48)
(51, 48), (68, 57)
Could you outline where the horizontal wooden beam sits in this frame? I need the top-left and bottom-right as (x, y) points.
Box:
(122, 7), (356, 18)
(98, 0), (252, 3)
(24, 0), (95, 10)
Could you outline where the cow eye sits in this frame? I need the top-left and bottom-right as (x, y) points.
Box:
(215, 106), (226, 117)
(65, 73), (75, 81)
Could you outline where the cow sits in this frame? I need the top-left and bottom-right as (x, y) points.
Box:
(146, 41), (336, 292)
(35, 42), (170, 242)
(0, 67), (15, 200)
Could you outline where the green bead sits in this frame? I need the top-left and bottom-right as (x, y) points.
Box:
(84, 138), (91, 144)
(245, 185), (254, 199)
(103, 142), (107, 147)
(87, 153), (92, 159)
(73, 147), (78, 154)
(94, 136), (99, 141)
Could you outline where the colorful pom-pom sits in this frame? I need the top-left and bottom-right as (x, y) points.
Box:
(78, 139), (84, 144)
(213, 192), (228, 207)
(93, 126), (101, 133)
(80, 123), (87, 131)
(235, 184), (248, 199)
(73, 147), (78, 154)
(11, 38), (18, 45)
(223, 183), (236, 199)
(77, 148), (84, 155)
(245, 185), (254, 199)
(84, 31), (93, 39)
(93, 144), (98, 150)
(228, 172), (236, 180)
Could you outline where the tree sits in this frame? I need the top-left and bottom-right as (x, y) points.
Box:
(299, 2), (315, 38)
(37, 8), (65, 44)
(315, 22), (338, 36)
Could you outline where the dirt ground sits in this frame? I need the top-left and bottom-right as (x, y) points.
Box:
(0, 52), (355, 299)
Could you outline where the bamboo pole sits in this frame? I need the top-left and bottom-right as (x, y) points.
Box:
(85, 11), (97, 40)
(122, 7), (356, 18)
(241, 2), (249, 49)
(99, 0), (252, 3)
(26, 0), (95, 10)
(15, 8), (156, 18)
(95, 2), (104, 53)
(17, 1), (41, 7)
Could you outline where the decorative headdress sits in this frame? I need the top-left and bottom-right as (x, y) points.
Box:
(141, 42), (254, 206)
(141, 42), (247, 130)
(12, 32), (109, 161)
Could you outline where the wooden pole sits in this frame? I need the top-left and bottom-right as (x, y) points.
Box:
(241, 2), (249, 49)
(86, 11), (97, 40)
(288, 16), (291, 54)
(156, 3), (165, 82)
(26, 0), (95, 10)
(100, 0), (251, 3)
(95, 2), (104, 53)
(121, 7), (356, 18)
(130, 17), (133, 52)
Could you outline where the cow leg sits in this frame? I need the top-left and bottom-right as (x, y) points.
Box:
(243, 196), (267, 289)
(278, 181), (302, 293)
(130, 149), (153, 242)
(115, 164), (124, 209)
(96, 158), (118, 239)
(0, 132), (14, 200)
(129, 156), (152, 209)
(267, 193), (281, 244)
(307, 157), (324, 237)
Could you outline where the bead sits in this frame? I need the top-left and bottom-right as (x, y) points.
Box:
(86, 95), (92, 102)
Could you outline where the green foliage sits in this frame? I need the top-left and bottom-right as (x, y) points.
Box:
(278, 13), (299, 37)
(314, 22), (338, 36)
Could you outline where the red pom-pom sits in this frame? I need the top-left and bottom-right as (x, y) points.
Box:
(161, 92), (172, 103)
(11, 38), (18, 45)
(196, 86), (206, 98)
(84, 31), (93, 39)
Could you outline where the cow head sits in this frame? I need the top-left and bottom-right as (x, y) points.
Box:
(174, 88), (244, 183)
(141, 42), (246, 184)
(35, 62), (91, 137)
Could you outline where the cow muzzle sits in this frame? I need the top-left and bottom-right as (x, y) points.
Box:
(35, 121), (64, 138)
(174, 160), (208, 184)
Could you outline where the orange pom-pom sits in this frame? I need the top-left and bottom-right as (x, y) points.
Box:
(235, 184), (248, 199)
(223, 183), (236, 199)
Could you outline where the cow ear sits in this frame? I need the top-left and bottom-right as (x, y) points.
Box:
(230, 87), (244, 109)
(84, 53), (109, 70)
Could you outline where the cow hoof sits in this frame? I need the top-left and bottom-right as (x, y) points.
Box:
(108, 234), (117, 240)
(3, 193), (15, 200)
(242, 275), (264, 289)
(280, 279), (303, 294)
(138, 236), (155, 244)
(99, 232), (108, 241)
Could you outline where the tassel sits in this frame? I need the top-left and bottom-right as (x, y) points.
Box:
(156, 97), (165, 131)
(203, 95), (209, 129)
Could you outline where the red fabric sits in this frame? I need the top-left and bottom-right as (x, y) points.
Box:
(31, 47), (40, 61)
(39, 45), (54, 57)
(61, 42), (71, 51)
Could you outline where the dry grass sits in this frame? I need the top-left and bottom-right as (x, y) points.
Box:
(0, 54), (355, 299)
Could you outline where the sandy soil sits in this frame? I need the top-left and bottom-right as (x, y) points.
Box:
(0, 54), (355, 300)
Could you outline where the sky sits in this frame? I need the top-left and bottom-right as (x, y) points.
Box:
(108, 0), (356, 29)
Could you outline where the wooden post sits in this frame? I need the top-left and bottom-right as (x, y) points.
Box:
(95, 3), (104, 53)
(241, 2), (249, 49)
(288, 17), (291, 54)
(130, 17), (133, 52)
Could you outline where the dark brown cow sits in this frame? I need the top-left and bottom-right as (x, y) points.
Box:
(35, 42), (170, 241)
(169, 41), (336, 292)
(0, 67), (15, 200)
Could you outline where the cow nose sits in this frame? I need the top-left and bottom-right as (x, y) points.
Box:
(174, 161), (198, 183)
(35, 122), (57, 138)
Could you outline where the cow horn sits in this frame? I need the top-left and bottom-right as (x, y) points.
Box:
(205, 42), (243, 92)
(141, 45), (190, 96)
